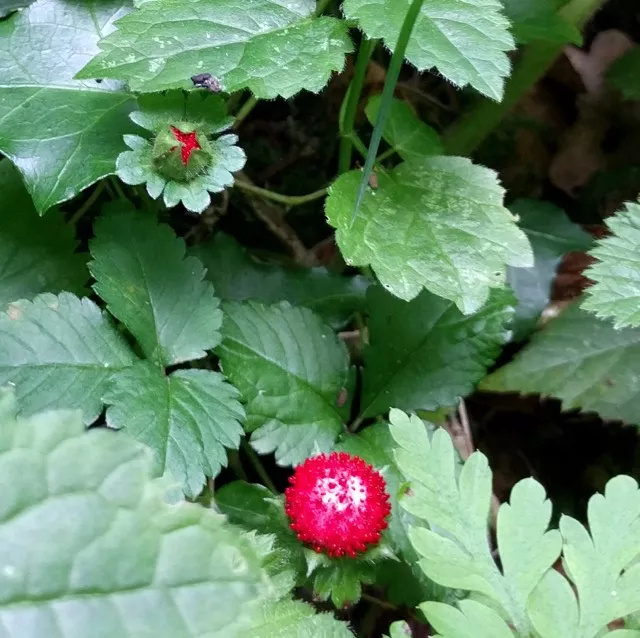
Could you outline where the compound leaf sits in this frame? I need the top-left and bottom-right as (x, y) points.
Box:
(342, 0), (515, 100)
(217, 301), (349, 466)
(359, 285), (513, 419)
(191, 233), (369, 329)
(325, 157), (532, 314)
(77, 0), (352, 99)
(90, 210), (222, 367)
(581, 202), (640, 329)
(481, 303), (640, 424)
(0, 0), (135, 212)
(104, 361), (244, 497)
(0, 292), (136, 422)
(0, 388), (266, 638)
(389, 409), (561, 636)
(0, 161), (88, 308)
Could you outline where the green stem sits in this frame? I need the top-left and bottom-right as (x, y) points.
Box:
(352, 0), (425, 222)
(338, 38), (376, 174)
(376, 146), (397, 162)
(67, 181), (105, 225)
(443, 0), (605, 156)
(234, 180), (328, 206)
(242, 440), (277, 494)
(228, 450), (249, 482)
(234, 94), (259, 128)
(109, 176), (128, 202)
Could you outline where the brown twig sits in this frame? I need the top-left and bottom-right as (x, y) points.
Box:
(236, 171), (319, 266)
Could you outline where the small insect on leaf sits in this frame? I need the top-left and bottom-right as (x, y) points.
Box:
(368, 171), (378, 189)
(190, 73), (223, 93)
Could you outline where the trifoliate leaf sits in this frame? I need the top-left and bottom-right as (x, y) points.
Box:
(501, 0), (581, 45)
(0, 388), (266, 637)
(90, 210), (222, 367)
(0, 161), (88, 307)
(359, 286), (513, 419)
(116, 130), (245, 213)
(325, 157), (532, 314)
(607, 47), (640, 101)
(104, 361), (244, 497)
(190, 233), (369, 328)
(131, 91), (233, 134)
(217, 301), (349, 466)
(389, 409), (561, 636)
(248, 598), (354, 638)
(364, 96), (443, 162)
(342, 0), (515, 100)
(508, 199), (592, 340)
(581, 202), (640, 329)
(0, 292), (136, 422)
(481, 303), (640, 424)
(76, 0), (352, 99)
(0, 0), (135, 213)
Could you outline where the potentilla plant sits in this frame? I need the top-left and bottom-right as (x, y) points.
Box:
(0, 0), (638, 637)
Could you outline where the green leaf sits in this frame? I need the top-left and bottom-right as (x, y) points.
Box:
(581, 202), (640, 329)
(0, 292), (136, 422)
(389, 409), (561, 635)
(0, 0), (34, 19)
(508, 199), (592, 340)
(311, 558), (376, 608)
(0, 387), (266, 637)
(248, 598), (354, 638)
(501, 0), (581, 45)
(325, 157), (532, 314)
(607, 47), (640, 101)
(359, 285), (513, 418)
(190, 233), (370, 328)
(420, 599), (513, 638)
(90, 210), (222, 367)
(480, 303), (640, 424)
(104, 361), (244, 497)
(0, 0), (135, 213)
(77, 0), (352, 99)
(365, 96), (443, 161)
(0, 161), (88, 308)
(217, 301), (349, 466)
(342, 0), (515, 100)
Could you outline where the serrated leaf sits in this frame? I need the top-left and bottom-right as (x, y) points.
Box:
(248, 598), (354, 638)
(582, 202), (640, 329)
(560, 476), (640, 636)
(190, 233), (369, 328)
(90, 210), (222, 367)
(0, 0), (135, 213)
(0, 161), (88, 307)
(325, 157), (532, 314)
(508, 199), (592, 340)
(607, 47), (640, 101)
(389, 409), (561, 635)
(217, 301), (349, 466)
(0, 387), (266, 637)
(364, 96), (443, 161)
(0, 292), (136, 422)
(104, 361), (244, 497)
(359, 285), (513, 418)
(480, 302), (640, 424)
(76, 0), (352, 99)
(342, 0), (515, 100)
(501, 0), (581, 45)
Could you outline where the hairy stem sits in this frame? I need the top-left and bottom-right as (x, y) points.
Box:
(67, 181), (105, 225)
(233, 94), (259, 128)
(443, 0), (606, 156)
(234, 180), (328, 206)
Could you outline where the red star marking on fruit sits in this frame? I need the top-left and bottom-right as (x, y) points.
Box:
(284, 452), (391, 558)
(170, 126), (201, 165)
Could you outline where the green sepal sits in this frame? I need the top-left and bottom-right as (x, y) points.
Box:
(151, 121), (214, 181)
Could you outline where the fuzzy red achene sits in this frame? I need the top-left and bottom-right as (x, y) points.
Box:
(284, 452), (391, 558)
(169, 126), (201, 165)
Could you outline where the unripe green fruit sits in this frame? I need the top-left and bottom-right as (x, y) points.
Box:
(152, 122), (213, 181)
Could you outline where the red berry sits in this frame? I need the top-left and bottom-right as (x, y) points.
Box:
(170, 126), (201, 165)
(284, 452), (391, 558)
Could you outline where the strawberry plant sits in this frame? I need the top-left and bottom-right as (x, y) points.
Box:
(1, 0), (640, 636)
